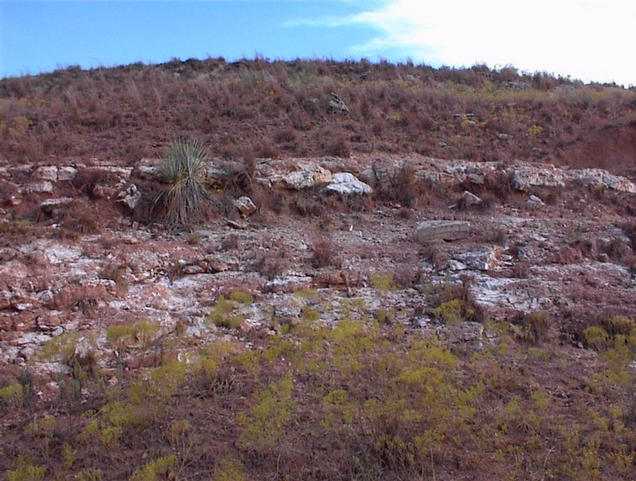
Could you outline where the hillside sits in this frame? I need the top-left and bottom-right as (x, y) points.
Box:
(0, 59), (635, 481)
(1, 58), (635, 172)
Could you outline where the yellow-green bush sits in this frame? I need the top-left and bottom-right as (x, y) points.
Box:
(370, 272), (396, 291)
(129, 455), (176, 481)
(583, 326), (610, 350)
(229, 289), (253, 305)
(207, 296), (243, 329)
(214, 458), (245, 481)
(106, 321), (160, 349)
(5, 456), (46, 481)
(38, 332), (83, 364)
(237, 373), (294, 450)
(77, 468), (103, 481)
(432, 298), (464, 325)
(0, 382), (24, 408)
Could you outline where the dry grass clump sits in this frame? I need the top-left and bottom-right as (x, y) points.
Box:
(309, 234), (336, 268)
(374, 164), (420, 207)
(155, 138), (207, 226)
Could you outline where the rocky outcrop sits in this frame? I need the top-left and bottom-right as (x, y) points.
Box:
(359, 157), (635, 193)
(415, 221), (471, 244)
(511, 166), (566, 190)
(325, 173), (372, 195)
(568, 169), (636, 193)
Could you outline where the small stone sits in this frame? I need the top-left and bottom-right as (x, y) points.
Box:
(466, 173), (485, 184)
(92, 184), (115, 199)
(457, 247), (502, 271)
(415, 220), (471, 244)
(234, 196), (257, 217)
(358, 167), (377, 186)
(527, 194), (544, 208)
(7, 195), (23, 206)
(25, 181), (54, 194)
(117, 184), (141, 210)
(182, 264), (205, 275)
(58, 166), (78, 181)
(40, 197), (74, 211)
(33, 166), (58, 181)
(461, 190), (483, 207)
(137, 165), (161, 178)
(447, 260), (468, 271)
(18, 346), (36, 361)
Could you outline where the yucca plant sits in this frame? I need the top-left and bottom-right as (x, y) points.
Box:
(156, 138), (207, 226)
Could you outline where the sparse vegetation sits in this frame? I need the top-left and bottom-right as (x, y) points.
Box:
(2, 58), (634, 171)
(1, 57), (635, 481)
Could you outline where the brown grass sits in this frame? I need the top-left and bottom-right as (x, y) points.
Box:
(2, 59), (634, 172)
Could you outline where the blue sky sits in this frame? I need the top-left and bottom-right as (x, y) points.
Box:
(2, 1), (635, 86)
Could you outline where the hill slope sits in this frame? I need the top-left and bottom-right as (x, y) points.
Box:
(1, 58), (635, 173)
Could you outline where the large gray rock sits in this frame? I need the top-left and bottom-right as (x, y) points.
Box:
(281, 163), (332, 190)
(456, 247), (502, 271)
(415, 220), (471, 244)
(325, 172), (372, 195)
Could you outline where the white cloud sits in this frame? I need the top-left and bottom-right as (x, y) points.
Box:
(294, 0), (636, 86)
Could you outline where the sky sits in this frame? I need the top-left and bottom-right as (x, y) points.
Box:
(1, 0), (634, 86)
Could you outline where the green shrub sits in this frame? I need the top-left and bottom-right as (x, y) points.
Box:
(370, 272), (396, 291)
(77, 468), (103, 481)
(376, 307), (395, 324)
(156, 138), (207, 226)
(300, 306), (320, 322)
(0, 382), (24, 408)
(80, 400), (148, 447)
(106, 321), (160, 349)
(38, 332), (82, 364)
(601, 316), (635, 337)
(237, 373), (295, 450)
(229, 289), (253, 305)
(129, 455), (176, 481)
(61, 443), (76, 468)
(5, 456), (46, 481)
(432, 299), (464, 325)
(214, 458), (245, 481)
(583, 326), (610, 351)
(207, 296), (243, 329)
